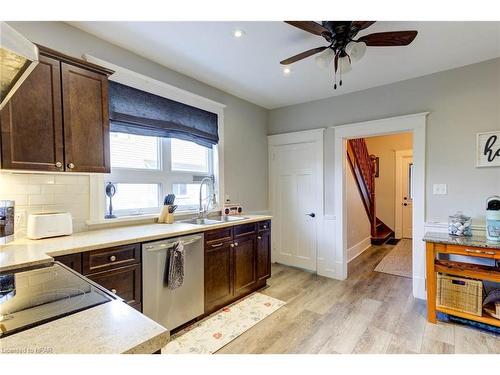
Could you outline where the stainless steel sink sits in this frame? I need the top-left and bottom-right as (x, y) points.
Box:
(180, 216), (248, 225)
(180, 218), (223, 225)
(214, 216), (249, 222)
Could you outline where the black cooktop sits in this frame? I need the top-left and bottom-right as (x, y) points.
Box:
(0, 262), (115, 338)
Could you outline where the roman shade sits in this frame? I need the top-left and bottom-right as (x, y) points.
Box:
(108, 81), (219, 147)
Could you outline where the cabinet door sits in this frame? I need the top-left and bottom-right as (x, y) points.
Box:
(54, 253), (83, 274)
(205, 242), (233, 313)
(256, 230), (271, 281)
(233, 235), (257, 298)
(0, 55), (64, 171)
(86, 264), (142, 307)
(61, 62), (110, 173)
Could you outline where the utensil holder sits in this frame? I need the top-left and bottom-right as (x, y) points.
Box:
(165, 211), (175, 224)
(158, 205), (175, 224)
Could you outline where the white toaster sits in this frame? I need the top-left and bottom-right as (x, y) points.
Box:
(27, 212), (73, 239)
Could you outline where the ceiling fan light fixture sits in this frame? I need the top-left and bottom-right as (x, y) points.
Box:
(314, 47), (334, 69)
(283, 66), (291, 75)
(338, 55), (352, 74)
(345, 41), (366, 62)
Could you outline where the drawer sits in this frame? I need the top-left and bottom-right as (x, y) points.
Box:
(87, 264), (142, 306)
(205, 227), (233, 246)
(82, 243), (141, 274)
(445, 244), (499, 259)
(258, 220), (271, 232)
(54, 253), (82, 273)
(234, 223), (257, 238)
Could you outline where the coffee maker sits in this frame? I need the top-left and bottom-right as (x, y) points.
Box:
(0, 200), (15, 244)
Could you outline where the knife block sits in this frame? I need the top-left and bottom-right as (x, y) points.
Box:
(158, 205), (175, 224)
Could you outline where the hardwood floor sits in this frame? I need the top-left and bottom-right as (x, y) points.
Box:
(217, 244), (500, 354)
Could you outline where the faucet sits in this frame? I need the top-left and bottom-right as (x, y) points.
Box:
(199, 177), (217, 219)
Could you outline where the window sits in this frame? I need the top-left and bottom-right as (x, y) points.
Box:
(171, 139), (210, 173)
(110, 133), (160, 170)
(106, 133), (216, 217)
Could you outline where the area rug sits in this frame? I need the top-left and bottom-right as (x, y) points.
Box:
(374, 239), (412, 278)
(162, 293), (286, 354)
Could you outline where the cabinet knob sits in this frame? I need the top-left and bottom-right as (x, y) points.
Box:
(109, 255), (117, 262)
(263, 225), (267, 229)
(257, 236), (262, 240)
(234, 242), (238, 247)
(67, 162), (75, 170)
(55, 161), (63, 168)
(110, 288), (117, 294)
(230, 243), (235, 248)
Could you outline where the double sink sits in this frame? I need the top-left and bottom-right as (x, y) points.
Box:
(180, 216), (249, 226)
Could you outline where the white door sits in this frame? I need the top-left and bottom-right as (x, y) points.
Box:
(401, 156), (413, 238)
(269, 131), (323, 271)
(395, 150), (413, 239)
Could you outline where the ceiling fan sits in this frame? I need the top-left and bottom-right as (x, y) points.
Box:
(281, 21), (418, 89)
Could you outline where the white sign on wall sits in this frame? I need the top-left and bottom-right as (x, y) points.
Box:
(477, 131), (500, 168)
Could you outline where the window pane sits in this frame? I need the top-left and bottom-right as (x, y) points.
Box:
(109, 183), (159, 213)
(171, 139), (210, 173)
(173, 183), (207, 209)
(110, 132), (159, 169)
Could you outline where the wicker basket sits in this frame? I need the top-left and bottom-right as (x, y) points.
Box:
(437, 273), (483, 316)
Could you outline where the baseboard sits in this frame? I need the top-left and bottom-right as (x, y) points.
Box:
(347, 236), (372, 263)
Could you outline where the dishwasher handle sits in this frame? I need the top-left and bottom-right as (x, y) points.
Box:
(143, 235), (203, 252)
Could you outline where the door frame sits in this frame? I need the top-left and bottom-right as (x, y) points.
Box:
(268, 129), (324, 271)
(395, 149), (414, 239)
(333, 113), (428, 299)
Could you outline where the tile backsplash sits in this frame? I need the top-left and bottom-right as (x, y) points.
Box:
(0, 172), (90, 234)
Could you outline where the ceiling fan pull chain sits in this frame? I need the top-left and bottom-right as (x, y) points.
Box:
(333, 52), (338, 90)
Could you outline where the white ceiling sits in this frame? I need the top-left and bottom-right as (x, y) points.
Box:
(69, 21), (500, 109)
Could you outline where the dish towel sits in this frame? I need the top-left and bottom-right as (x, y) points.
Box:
(167, 241), (185, 290)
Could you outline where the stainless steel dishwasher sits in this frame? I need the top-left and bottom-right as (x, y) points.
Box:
(142, 233), (204, 330)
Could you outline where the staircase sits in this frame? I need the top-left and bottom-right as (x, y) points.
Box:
(347, 138), (394, 245)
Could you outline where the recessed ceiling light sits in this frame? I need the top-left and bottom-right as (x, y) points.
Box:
(283, 67), (291, 75)
(233, 29), (245, 38)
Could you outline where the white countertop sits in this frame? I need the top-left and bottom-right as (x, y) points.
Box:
(0, 214), (271, 354)
(0, 300), (169, 354)
(0, 215), (272, 272)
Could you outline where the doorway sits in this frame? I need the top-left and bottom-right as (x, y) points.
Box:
(395, 150), (414, 239)
(334, 113), (427, 299)
(268, 129), (324, 272)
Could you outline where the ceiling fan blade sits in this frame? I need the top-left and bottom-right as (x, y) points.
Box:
(358, 31), (418, 46)
(280, 46), (327, 65)
(351, 21), (376, 31)
(285, 21), (332, 39)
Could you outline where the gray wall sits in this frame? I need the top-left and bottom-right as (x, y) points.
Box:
(269, 58), (500, 225)
(8, 21), (269, 213)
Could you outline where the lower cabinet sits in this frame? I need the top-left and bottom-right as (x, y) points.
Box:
(204, 220), (271, 315)
(233, 235), (257, 298)
(54, 242), (142, 311)
(256, 230), (271, 281)
(86, 264), (142, 310)
(204, 242), (234, 312)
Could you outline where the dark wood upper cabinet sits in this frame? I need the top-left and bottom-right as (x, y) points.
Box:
(61, 63), (110, 173)
(0, 45), (113, 173)
(0, 55), (65, 171)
